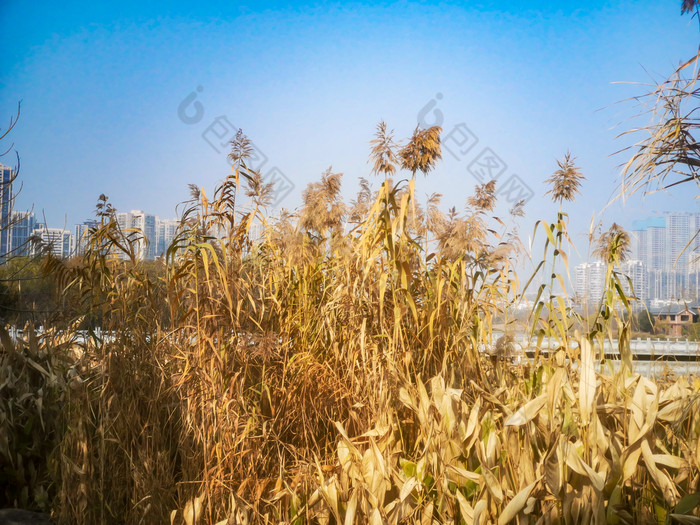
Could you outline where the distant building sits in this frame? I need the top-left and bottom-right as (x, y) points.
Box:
(0, 164), (14, 258)
(73, 220), (98, 256)
(619, 259), (648, 303)
(650, 302), (699, 338)
(574, 259), (648, 308)
(574, 261), (606, 302)
(33, 226), (72, 259)
(116, 210), (158, 260)
(10, 211), (37, 256)
(156, 218), (179, 258)
(248, 220), (266, 243)
(630, 212), (700, 301)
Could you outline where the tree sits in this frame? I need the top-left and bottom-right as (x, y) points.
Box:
(684, 320), (700, 340)
(636, 309), (655, 334)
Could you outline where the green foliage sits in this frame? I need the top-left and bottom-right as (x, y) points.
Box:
(636, 309), (656, 334)
(683, 321), (700, 340)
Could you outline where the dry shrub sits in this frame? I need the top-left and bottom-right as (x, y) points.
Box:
(21, 126), (699, 525)
(304, 368), (700, 524)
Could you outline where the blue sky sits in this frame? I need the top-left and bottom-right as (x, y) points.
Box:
(0, 0), (697, 264)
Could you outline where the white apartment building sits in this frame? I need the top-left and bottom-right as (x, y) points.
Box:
(32, 226), (72, 259)
(574, 261), (606, 302)
(116, 210), (158, 260)
(575, 259), (648, 307)
(156, 218), (179, 258)
(619, 259), (648, 303)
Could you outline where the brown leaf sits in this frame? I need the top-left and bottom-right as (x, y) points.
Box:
(498, 479), (540, 525)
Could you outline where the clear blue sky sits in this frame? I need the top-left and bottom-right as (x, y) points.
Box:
(0, 0), (697, 264)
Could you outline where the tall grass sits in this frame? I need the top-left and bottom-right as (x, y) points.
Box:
(2, 126), (699, 524)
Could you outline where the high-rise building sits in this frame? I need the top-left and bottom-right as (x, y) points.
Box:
(574, 261), (606, 302)
(630, 212), (700, 301)
(156, 218), (179, 258)
(0, 163), (14, 258)
(116, 210), (158, 260)
(10, 211), (36, 256)
(115, 210), (135, 260)
(73, 220), (98, 256)
(619, 260), (648, 303)
(630, 227), (647, 266)
(32, 226), (72, 259)
(140, 212), (157, 259)
(575, 259), (648, 308)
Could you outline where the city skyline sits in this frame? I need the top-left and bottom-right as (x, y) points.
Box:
(1, 1), (698, 243)
(0, 163), (182, 260)
(7, 208), (182, 261)
(2, 159), (697, 268)
(575, 211), (700, 304)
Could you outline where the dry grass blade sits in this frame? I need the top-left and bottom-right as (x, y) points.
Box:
(618, 49), (700, 197)
(2, 120), (697, 525)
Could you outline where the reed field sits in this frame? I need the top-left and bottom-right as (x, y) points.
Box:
(0, 117), (698, 525)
